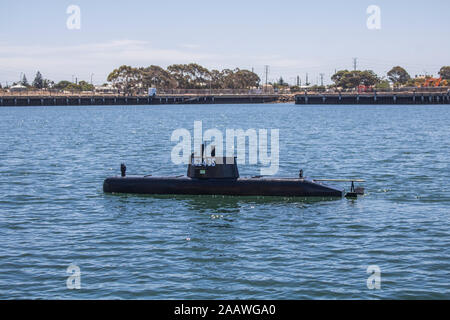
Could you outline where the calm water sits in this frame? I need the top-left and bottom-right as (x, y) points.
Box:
(0, 104), (449, 299)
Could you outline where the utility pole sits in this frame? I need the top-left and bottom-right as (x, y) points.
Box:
(297, 75), (300, 86)
(90, 73), (94, 85)
(263, 65), (269, 93)
(264, 65), (269, 87)
(320, 73), (325, 86)
(305, 73), (309, 86)
(353, 57), (358, 71)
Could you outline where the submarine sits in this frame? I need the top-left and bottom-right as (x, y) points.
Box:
(103, 145), (364, 199)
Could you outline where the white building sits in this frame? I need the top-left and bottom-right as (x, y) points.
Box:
(9, 84), (27, 92)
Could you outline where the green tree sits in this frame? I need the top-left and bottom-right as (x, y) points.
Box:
(387, 66), (411, 86)
(219, 68), (260, 89)
(54, 80), (78, 91)
(231, 69), (260, 89)
(330, 70), (349, 87)
(21, 74), (29, 87)
(167, 64), (190, 88)
(438, 66), (450, 80)
(53, 80), (93, 91)
(220, 69), (235, 88)
(43, 79), (54, 89)
(331, 70), (360, 89)
(32, 71), (44, 89)
(375, 80), (391, 91)
(78, 80), (94, 91)
(141, 65), (177, 89)
(331, 70), (379, 89)
(209, 69), (224, 89)
(277, 77), (286, 86)
(167, 63), (211, 89)
(360, 70), (379, 86)
(188, 63), (211, 88)
(107, 65), (141, 94)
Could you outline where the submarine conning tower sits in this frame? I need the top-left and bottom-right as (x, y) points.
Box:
(187, 144), (239, 179)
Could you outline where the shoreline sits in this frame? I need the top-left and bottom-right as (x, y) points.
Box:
(1, 91), (450, 106)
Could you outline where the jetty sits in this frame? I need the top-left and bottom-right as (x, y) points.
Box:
(2, 91), (450, 107)
(0, 94), (283, 107)
(295, 91), (450, 105)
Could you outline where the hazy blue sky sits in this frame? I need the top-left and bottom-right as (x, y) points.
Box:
(1, 0), (449, 85)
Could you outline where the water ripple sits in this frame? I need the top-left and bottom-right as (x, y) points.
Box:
(1, 104), (449, 299)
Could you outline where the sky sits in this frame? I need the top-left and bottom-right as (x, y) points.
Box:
(1, 0), (449, 86)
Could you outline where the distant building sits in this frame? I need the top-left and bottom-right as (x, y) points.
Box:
(261, 84), (274, 94)
(95, 84), (118, 94)
(9, 84), (27, 92)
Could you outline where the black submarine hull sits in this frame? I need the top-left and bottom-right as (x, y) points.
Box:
(103, 176), (343, 198)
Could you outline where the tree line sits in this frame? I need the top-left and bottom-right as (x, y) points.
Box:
(106, 64), (261, 94)
(8, 71), (95, 91)
(3, 65), (449, 93)
(331, 66), (450, 90)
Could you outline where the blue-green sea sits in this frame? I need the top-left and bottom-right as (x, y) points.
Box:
(0, 103), (449, 299)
